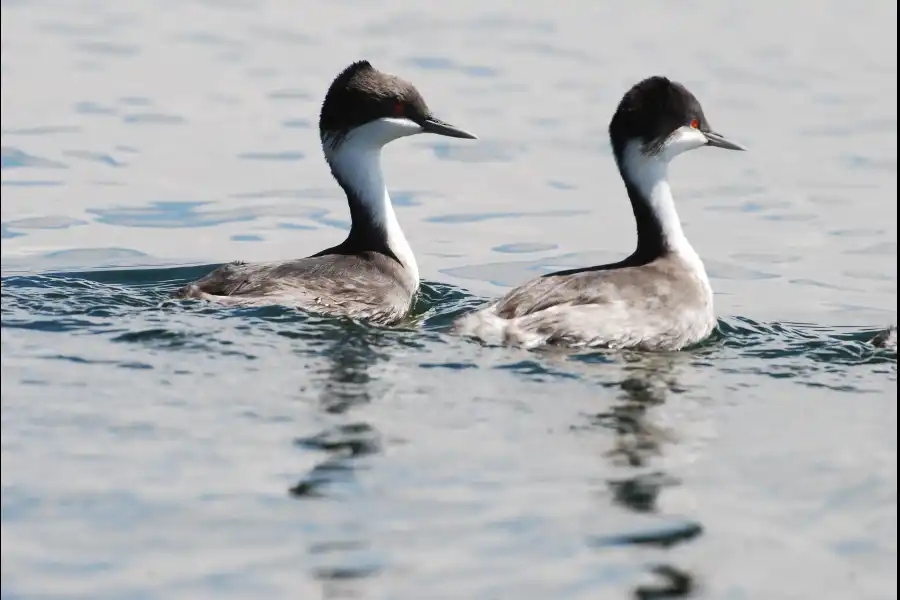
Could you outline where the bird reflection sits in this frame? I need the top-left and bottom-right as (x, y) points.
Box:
(320, 325), (389, 414)
(288, 327), (392, 597)
(290, 327), (387, 497)
(588, 353), (701, 598)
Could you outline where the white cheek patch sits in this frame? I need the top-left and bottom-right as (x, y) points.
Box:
(660, 126), (708, 161)
(325, 117), (424, 154)
(362, 117), (424, 144)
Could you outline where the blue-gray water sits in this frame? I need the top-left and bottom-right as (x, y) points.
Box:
(1, 1), (897, 599)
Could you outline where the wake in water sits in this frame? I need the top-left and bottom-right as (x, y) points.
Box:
(1, 266), (896, 370)
(1, 263), (894, 599)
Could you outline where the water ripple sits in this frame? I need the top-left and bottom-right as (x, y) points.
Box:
(1, 147), (67, 169)
(1, 2), (896, 598)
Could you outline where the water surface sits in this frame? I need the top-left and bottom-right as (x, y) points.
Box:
(1, 1), (896, 598)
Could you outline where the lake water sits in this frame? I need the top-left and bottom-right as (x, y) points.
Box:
(1, 1), (897, 598)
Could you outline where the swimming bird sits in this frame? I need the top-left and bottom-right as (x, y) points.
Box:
(870, 325), (897, 351)
(452, 76), (745, 351)
(172, 60), (476, 325)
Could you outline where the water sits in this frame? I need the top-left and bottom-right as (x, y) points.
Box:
(1, 1), (896, 598)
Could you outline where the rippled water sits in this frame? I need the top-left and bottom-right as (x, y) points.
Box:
(2, 1), (897, 599)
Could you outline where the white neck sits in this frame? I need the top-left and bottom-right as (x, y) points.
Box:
(619, 139), (711, 304)
(322, 120), (420, 285)
(621, 139), (697, 260)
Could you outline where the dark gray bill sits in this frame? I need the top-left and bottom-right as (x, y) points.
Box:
(421, 116), (477, 139)
(704, 131), (746, 151)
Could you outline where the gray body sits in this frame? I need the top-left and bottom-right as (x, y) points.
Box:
(173, 253), (417, 325)
(452, 253), (715, 351)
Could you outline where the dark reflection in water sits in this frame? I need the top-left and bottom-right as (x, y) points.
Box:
(587, 356), (700, 598)
(289, 420), (381, 500)
(288, 330), (388, 596)
(635, 566), (696, 600)
(0, 266), (895, 599)
(315, 332), (385, 417)
(290, 330), (384, 497)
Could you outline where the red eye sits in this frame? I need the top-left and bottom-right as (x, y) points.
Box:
(690, 119), (700, 129)
(393, 102), (405, 117)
